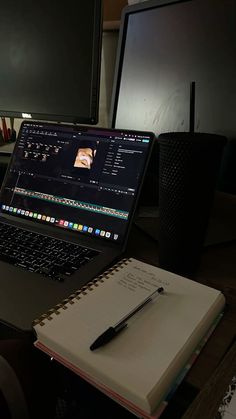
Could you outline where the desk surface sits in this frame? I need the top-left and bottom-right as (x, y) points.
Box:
(126, 222), (236, 418)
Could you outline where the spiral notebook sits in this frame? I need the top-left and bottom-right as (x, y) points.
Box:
(33, 258), (225, 418)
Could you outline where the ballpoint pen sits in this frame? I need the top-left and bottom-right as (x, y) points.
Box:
(10, 117), (14, 132)
(90, 286), (164, 351)
(0, 127), (4, 144)
(1, 117), (9, 141)
(9, 117), (16, 142)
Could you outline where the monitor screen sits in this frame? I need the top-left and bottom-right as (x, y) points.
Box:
(110, 0), (236, 139)
(0, 1), (102, 124)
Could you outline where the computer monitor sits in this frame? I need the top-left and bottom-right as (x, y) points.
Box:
(110, 0), (236, 196)
(110, 0), (236, 244)
(110, 0), (236, 138)
(0, 1), (102, 124)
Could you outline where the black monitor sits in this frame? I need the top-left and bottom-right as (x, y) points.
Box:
(111, 0), (236, 137)
(0, 1), (102, 124)
(110, 0), (236, 196)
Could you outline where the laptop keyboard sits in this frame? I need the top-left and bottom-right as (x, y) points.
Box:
(0, 222), (99, 281)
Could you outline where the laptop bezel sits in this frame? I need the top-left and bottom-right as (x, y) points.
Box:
(0, 120), (155, 252)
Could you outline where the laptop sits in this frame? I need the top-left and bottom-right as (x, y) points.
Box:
(0, 121), (155, 332)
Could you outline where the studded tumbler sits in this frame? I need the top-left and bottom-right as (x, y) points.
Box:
(158, 132), (227, 276)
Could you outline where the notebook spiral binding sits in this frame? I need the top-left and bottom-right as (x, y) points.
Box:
(32, 258), (131, 327)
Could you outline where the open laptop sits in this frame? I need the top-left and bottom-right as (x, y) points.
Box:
(0, 121), (154, 332)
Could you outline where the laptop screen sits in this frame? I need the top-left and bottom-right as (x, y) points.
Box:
(0, 122), (154, 244)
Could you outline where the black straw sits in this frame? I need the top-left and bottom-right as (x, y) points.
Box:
(189, 81), (195, 133)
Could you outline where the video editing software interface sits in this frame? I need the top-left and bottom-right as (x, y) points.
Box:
(1, 122), (152, 243)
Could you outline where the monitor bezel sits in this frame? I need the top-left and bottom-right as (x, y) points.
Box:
(0, 1), (103, 125)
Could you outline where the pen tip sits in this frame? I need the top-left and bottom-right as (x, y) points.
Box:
(90, 344), (96, 351)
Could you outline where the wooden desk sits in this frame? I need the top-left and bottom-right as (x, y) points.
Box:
(183, 339), (236, 419)
(126, 223), (236, 418)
